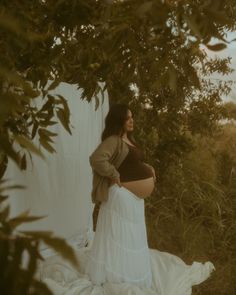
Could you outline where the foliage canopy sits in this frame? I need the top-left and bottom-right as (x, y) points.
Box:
(0, 0), (236, 170)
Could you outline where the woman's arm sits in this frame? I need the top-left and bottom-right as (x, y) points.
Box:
(143, 162), (157, 181)
(89, 136), (120, 180)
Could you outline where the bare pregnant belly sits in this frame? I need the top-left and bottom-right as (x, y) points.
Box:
(121, 177), (154, 199)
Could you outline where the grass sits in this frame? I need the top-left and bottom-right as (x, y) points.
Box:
(145, 132), (236, 295)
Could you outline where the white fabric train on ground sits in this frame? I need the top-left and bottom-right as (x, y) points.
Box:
(38, 251), (215, 295)
(37, 184), (215, 295)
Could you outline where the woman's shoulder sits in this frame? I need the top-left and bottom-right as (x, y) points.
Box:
(101, 135), (121, 147)
(102, 135), (128, 151)
(104, 134), (121, 142)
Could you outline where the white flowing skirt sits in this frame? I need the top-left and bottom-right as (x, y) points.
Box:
(84, 183), (152, 287)
(37, 183), (215, 295)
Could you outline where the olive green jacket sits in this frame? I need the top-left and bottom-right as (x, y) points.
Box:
(89, 135), (129, 203)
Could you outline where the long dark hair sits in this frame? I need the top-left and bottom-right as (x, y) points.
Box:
(101, 103), (136, 144)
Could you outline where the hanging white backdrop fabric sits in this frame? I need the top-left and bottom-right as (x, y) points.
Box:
(5, 82), (109, 252)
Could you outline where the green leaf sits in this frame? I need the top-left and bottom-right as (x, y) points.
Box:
(0, 184), (26, 193)
(0, 135), (21, 165)
(9, 215), (47, 230)
(56, 94), (70, 116)
(40, 236), (79, 268)
(47, 80), (60, 91)
(38, 128), (57, 137)
(15, 135), (45, 159)
(8, 209), (46, 229)
(0, 195), (9, 204)
(20, 153), (27, 170)
(56, 108), (72, 135)
(0, 179), (10, 185)
(40, 96), (55, 112)
(24, 84), (41, 99)
(0, 204), (10, 222)
(38, 128), (55, 143)
(39, 137), (56, 153)
(11, 208), (30, 218)
(206, 43), (227, 51)
(19, 230), (54, 237)
(31, 122), (39, 139)
(42, 120), (58, 126)
(19, 231), (79, 268)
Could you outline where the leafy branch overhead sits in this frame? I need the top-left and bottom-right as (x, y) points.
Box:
(0, 0), (236, 172)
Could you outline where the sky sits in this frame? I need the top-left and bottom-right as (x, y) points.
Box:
(205, 32), (236, 102)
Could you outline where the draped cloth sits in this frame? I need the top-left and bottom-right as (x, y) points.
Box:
(5, 82), (109, 253)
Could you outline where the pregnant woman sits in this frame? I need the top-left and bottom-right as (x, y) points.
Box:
(84, 103), (215, 293)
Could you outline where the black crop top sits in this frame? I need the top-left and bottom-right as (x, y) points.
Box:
(117, 142), (153, 182)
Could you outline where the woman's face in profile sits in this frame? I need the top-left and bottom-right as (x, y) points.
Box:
(123, 109), (134, 132)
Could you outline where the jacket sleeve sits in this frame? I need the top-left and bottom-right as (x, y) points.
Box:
(89, 136), (120, 179)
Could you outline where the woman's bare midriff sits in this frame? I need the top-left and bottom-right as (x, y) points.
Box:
(121, 176), (155, 199)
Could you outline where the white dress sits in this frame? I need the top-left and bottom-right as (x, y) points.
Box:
(84, 183), (152, 288)
(38, 183), (215, 295)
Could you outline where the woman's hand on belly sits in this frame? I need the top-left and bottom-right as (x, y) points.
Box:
(143, 163), (156, 182)
(150, 167), (156, 182)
